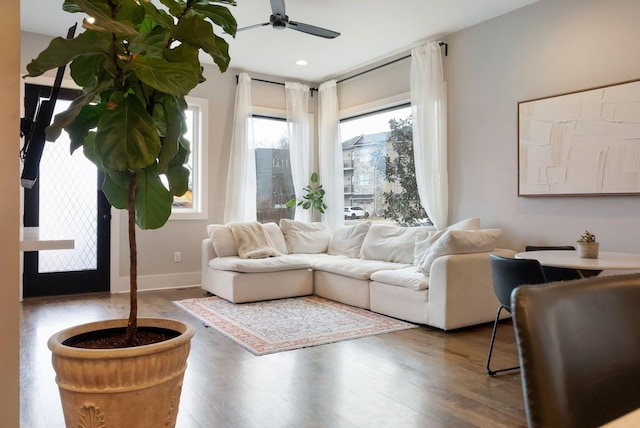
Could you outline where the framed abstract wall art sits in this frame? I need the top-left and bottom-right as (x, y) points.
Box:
(518, 79), (640, 196)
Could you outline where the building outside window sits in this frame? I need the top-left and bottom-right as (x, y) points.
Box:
(340, 104), (428, 226)
(252, 115), (295, 223)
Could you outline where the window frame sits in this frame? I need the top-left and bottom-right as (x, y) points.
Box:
(168, 95), (208, 220)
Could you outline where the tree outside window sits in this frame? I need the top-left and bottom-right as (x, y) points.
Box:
(340, 105), (429, 226)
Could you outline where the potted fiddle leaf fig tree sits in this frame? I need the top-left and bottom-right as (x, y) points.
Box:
(24, 0), (236, 426)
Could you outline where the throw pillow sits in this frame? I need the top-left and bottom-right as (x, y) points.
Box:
(209, 225), (238, 257)
(328, 222), (372, 258)
(262, 222), (289, 254)
(279, 219), (332, 254)
(418, 228), (501, 276)
(413, 217), (482, 266)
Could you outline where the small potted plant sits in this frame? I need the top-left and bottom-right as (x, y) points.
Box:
(577, 230), (599, 259)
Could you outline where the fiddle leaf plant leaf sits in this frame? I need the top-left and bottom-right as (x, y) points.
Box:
(124, 56), (201, 96)
(191, 3), (238, 36)
(94, 92), (161, 172)
(135, 164), (173, 230)
(102, 171), (130, 210)
(24, 31), (108, 77)
(173, 14), (231, 72)
(165, 164), (190, 197)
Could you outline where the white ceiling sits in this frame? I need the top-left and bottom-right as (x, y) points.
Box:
(21, 0), (538, 83)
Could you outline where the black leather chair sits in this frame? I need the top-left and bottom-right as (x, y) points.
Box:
(524, 245), (582, 281)
(486, 254), (546, 376)
(512, 273), (640, 428)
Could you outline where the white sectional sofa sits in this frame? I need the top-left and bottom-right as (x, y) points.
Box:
(201, 218), (515, 331)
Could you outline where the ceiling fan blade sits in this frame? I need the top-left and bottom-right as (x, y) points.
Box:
(237, 22), (270, 32)
(288, 21), (340, 39)
(270, 0), (286, 16)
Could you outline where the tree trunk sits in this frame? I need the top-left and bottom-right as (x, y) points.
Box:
(124, 172), (138, 345)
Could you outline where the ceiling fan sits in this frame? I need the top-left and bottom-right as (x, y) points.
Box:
(238, 0), (340, 39)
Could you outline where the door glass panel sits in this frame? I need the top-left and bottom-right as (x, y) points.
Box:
(38, 99), (97, 273)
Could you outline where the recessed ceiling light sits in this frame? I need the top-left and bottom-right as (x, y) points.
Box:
(86, 17), (96, 24)
(295, 60), (308, 66)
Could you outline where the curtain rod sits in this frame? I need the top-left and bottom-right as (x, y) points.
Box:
(235, 76), (318, 96)
(337, 42), (448, 85)
(235, 42), (447, 91)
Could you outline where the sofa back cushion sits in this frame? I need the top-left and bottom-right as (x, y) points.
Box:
(208, 224), (238, 257)
(418, 228), (502, 275)
(328, 222), (372, 258)
(279, 219), (332, 254)
(360, 224), (430, 264)
(262, 222), (289, 254)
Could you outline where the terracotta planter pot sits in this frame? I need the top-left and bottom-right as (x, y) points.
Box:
(577, 242), (599, 259)
(48, 318), (195, 428)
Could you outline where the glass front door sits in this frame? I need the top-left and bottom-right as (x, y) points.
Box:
(22, 84), (110, 298)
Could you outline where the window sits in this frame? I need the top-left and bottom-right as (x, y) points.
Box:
(252, 115), (295, 223)
(340, 104), (429, 226)
(169, 96), (208, 220)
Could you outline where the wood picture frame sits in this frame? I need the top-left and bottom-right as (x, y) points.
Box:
(518, 79), (640, 196)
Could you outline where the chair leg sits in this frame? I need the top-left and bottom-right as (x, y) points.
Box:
(486, 305), (520, 376)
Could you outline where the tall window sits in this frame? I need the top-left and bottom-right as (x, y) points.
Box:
(169, 96), (208, 220)
(340, 104), (429, 226)
(252, 115), (295, 223)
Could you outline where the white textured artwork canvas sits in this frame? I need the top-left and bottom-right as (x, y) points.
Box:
(518, 79), (640, 195)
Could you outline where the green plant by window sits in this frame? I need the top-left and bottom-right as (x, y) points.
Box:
(286, 172), (327, 215)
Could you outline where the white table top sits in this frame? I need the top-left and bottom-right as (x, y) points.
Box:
(19, 227), (74, 252)
(514, 250), (640, 271)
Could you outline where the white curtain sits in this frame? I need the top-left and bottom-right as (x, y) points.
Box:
(318, 80), (344, 231)
(411, 41), (448, 229)
(224, 72), (256, 223)
(285, 82), (311, 222)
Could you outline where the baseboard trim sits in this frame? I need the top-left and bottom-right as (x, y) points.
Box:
(111, 272), (201, 294)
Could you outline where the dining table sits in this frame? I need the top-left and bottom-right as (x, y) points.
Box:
(514, 250), (640, 278)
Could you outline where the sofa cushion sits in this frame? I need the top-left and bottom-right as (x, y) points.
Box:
(209, 255), (311, 273)
(287, 253), (351, 269)
(418, 228), (501, 275)
(279, 219), (331, 254)
(262, 222), (289, 254)
(209, 225), (238, 257)
(328, 222), (372, 258)
(313, 258), (411, 280)
(370, 267), (429, 291)
(414, 217), (482, 266)
(360, 224), (429, 264)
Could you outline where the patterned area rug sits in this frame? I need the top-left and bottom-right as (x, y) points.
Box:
(175, 295), (417, 356)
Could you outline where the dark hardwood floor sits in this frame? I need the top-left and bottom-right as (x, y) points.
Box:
(20, 288), (527, 427)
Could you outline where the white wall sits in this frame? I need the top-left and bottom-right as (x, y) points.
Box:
(446, 0), (640, 252)
(2, 1), (21, 424)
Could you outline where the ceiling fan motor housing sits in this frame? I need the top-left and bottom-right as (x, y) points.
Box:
(270, 14), (288, 29)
